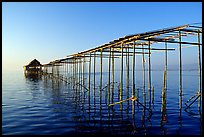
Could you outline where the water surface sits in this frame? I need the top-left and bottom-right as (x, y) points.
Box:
(2, 70), (202, 135)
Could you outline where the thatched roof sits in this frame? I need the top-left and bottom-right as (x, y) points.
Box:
(24, 59), (42, 67)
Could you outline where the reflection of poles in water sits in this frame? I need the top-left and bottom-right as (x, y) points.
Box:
(161, 69), (167, 124)
(136, 88), (139, 108)
(152, 86), (154, 106)
(141, 99), (146, 129)
(132, 84), (137, 134)
(177, 107), (182, 134)
(161, 41), (168, 124)
(108, 94), (111, 129)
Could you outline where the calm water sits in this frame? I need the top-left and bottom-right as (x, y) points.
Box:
(2, 70), (202, 135)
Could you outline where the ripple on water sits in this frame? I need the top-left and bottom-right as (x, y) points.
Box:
(2, 71), (202, 135)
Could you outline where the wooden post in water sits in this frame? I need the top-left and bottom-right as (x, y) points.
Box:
(111, 48), (115, 104)
(88, 53), (91, 92)
(179, 30), (182, 110)
(67, 60), (68, 82)
(93, 52), (96, 104)
(83, 57), (86, 104)
(148, 40), (152, 108)
(100, 49), (103, 105)
(161, 68), (167, 120)
(76, 59), (78, 89)
(197, 32), (201, 110)
(88, 53), (92, 107)
(74, 59), (76, 89)
(108, 47), (111, 104)
(120, 43), (124, 110)
(126, 46), (130, 109)
(132, 43), (136, 100)
(142, 44), (146, 106)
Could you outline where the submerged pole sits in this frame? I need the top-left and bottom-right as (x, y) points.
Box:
(88, 53), (91, 91)
(126, 46), (130, 108)
(148, 40), (152, 108)
(132, 43), (136, 98)
(108, 47), (111, 104)
(161, 69), (167, 116)
(93, 52), (96, 102)
(197, 32), (201, 109)
(88, 53), (91, 105)
(179, 30), (182, 110)
(112, 47), (115, 104)
(82, 57), (85, 90)
(142, 44), (146, 106)
(100, 49), (103, 105)
(120, 43), (124, 110)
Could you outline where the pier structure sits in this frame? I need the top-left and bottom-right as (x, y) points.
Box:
(39, 24), (202, 116)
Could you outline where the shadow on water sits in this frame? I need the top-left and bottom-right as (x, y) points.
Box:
(38, 74), (158, 135)
(24, 73), (42, 82)
(21, 72), (202, 135)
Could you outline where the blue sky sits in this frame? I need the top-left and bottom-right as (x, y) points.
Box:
(2, 2), (202, 71)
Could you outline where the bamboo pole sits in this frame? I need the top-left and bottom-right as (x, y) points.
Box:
(142, 45), (146, 106)
(100, 49), (103, 105)
(93, 52), (96, 103)
(112, 48), (115, 104)
(75, 59), (79, 91)
(132, 42), (136, 102)
(179, 30), (182, 110)
(197, 32), (201, 109)
(108, 47), (111, 104)
(83, 57), (85, 104)
(120, 43), (124, 110)
(148, 40), (152, 108)
(161, 69), (167, 114)
(126, 46), (130, 107)
(88, 53), (91, 91)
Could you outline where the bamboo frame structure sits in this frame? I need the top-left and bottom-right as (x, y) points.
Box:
(41, 24), (202, 118)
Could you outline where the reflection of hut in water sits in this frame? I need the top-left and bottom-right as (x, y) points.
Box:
(23, 59), (43, 76)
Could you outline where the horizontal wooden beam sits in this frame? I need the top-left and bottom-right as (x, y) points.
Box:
(138, 38), (202, 45)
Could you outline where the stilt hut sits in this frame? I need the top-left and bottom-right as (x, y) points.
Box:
(23, 59), (43, 75)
